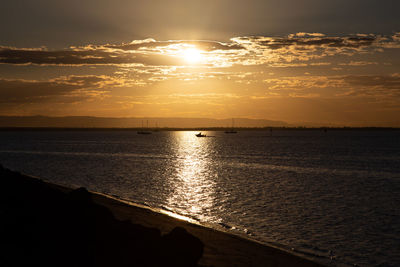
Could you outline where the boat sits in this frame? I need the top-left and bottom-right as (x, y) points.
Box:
(195, 132), (206, 137)
(152, 122), (159, 132)
(137, 120), (152, 135)
(225, 118), (237, 134)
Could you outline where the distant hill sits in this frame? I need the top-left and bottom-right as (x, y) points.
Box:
(0, 116), (291, 128)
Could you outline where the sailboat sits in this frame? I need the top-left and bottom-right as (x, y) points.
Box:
(137, 120), (152, 134)
(152, 122), (159, 132)
(224, 118), (237, 134)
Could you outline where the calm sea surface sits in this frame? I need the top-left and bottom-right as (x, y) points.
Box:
(0, 130), (399, 266)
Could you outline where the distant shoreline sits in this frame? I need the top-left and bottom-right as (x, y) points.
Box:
(0, 127), (399, 131)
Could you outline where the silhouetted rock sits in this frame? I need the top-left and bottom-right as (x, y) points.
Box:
(0, 165), (204, 267)
(162, 226), (204, 266)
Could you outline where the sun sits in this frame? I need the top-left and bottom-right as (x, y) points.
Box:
(182, 48), (202, 64)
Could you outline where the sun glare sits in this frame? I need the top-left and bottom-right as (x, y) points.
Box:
(182, 48), (202, 63)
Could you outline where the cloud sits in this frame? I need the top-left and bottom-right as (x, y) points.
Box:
(309, 62), (331, 66)
(0, 46), (180, 66)
(104, 39), (245, 52)
(232, 32), (400, 65)
(0, 47), (122, 65)
(338, 61), (378, 66)
(290, 32), (326, 37)
(264, 76), (344, 94)
(256, 36), (377, 50)
(1, 33), (399, 68)
(0, 75), (118, 103)
(263, 74), (400, 98)
(342, 74), (400, 93)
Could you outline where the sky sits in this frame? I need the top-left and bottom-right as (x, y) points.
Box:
(1, 0), (400, 126)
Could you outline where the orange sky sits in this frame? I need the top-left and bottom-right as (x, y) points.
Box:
(1, 1), (400, 126)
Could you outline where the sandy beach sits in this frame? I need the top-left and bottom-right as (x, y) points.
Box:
(1, 165), (325, 267)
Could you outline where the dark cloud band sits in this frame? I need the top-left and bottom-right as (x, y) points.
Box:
(0, 33), (399, 66)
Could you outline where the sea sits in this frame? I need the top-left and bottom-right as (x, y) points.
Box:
(0, 129), (399, 266)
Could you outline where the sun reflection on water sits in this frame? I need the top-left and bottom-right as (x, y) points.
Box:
(166, 131), (217, 222)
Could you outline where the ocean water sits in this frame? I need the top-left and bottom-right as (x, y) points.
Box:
(0, 129), (399, 266)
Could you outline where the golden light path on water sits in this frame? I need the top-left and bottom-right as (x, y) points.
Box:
(166, 131), (218, 222)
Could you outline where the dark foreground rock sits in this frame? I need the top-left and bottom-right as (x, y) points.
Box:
(0, 165), (204, 267)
